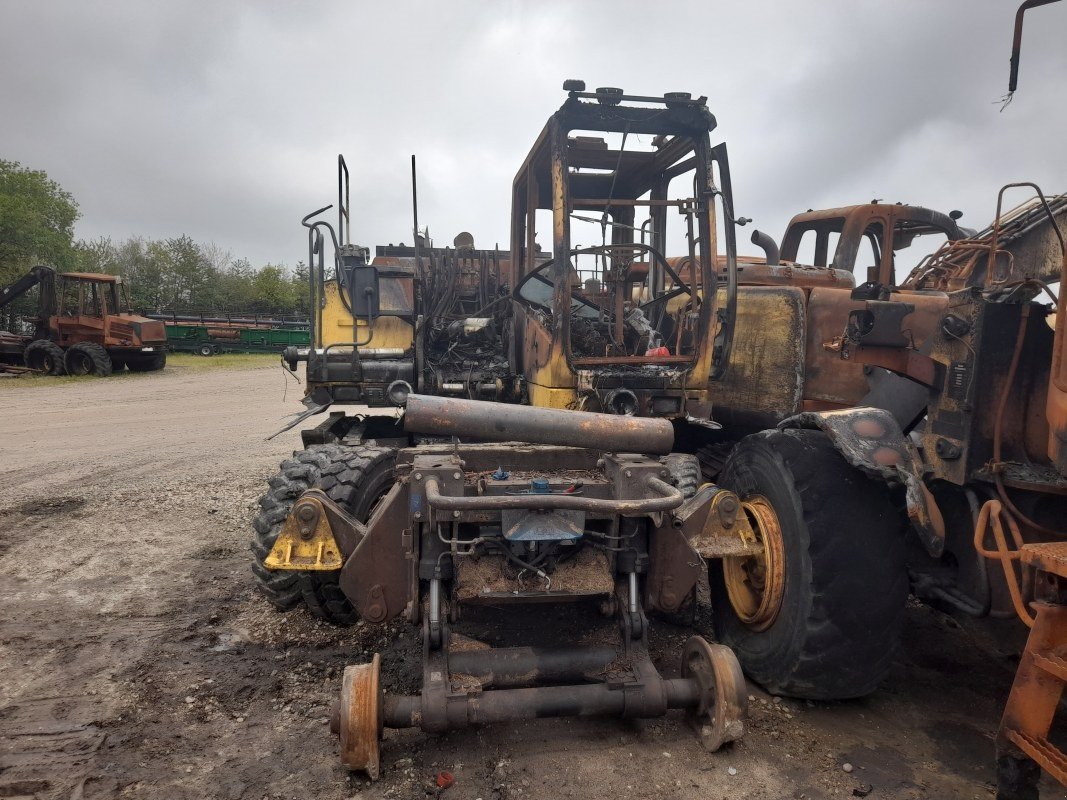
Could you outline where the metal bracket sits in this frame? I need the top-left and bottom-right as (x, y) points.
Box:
(602, 453), (671, 525)
(672, 484), (759, 557)
(409, 455), (465, 524)
(265, 491), (361, 571)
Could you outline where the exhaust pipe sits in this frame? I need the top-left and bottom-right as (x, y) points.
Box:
(403, 394), (674, 454)
(750, 230), (780, 266)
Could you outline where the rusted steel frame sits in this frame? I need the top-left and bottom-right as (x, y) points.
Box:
(909, 240), (1009, 289)
(996, 601), (1067, 793)
(423, 476), (683, 514)
(708, 141), (737, 379)
(570, 198), (689, 207)
(403, 394), (675, 455)
(1008, 1), (1061, 93)
(339, 482), (413, 623)
(447, 645), (618, 688)
(848, 345), (940, 387)
(549, 114), (573, 381)
(626, 136), (697, 195)
(1020, 543), (1067, 579)
(572, 355), (692, 366)
(382, 677), (700, 730)
(558, 97), (716, 139)
(989, 183), (1066, 287)
(989, 303), (1066, 538)
(567, 90), (707, 108)
(572, 243), (693, 304)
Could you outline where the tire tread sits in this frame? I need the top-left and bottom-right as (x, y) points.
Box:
(713, 428), (906, 699)
(251, 443), (396, 625)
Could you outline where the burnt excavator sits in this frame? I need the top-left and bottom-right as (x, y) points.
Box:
(252, 83), (944, 777)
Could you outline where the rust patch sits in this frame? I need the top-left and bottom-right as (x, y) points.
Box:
(780, 408), (945, 556)
(853, 418), (887, 438)
(872, 446), (903, 466)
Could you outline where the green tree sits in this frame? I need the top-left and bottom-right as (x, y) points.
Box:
(251, 264), (295, 314)
(0, 159), (79, 286)
(72, 236), (117, 275)
(217, 257), (257, 311)
(291, 261), (310, 316)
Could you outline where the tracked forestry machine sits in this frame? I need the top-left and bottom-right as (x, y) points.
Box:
(255, 83), (932, 775)
(0, 266), (166, 375)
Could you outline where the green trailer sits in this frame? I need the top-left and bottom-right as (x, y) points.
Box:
(159, 318), (310, 356)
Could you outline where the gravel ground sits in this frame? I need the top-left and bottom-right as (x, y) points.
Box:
(0, 361), (1062, 799)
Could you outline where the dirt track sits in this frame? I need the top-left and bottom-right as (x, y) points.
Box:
(0, 361), (1062, 799)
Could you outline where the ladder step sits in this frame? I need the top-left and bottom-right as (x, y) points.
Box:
(1005, 730), (1067, 786)
(1033, 651), (1067, 682)
(1019, 542), (1067, 577)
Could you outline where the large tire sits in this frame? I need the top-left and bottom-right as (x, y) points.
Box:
(252, 444), (397, 625)
(710, 428), (907, 700)
(63, 342), (113, 376)
(126, 352), (166, 372)
(23, 340), (66, 375)
(660, 452), (701, 499)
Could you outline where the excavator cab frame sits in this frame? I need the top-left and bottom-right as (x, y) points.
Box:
(508, 84), (740, 419)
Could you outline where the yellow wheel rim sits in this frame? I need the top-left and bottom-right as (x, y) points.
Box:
(723, 495), (785, 631)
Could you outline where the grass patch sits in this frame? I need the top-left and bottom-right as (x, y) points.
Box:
(0, 372), (88, 388)
(0, 351), (281, 389)
(167, 352), (280, 371)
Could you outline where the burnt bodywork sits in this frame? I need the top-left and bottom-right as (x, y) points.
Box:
(287, 153), (526, 430)
(826, 188), (1067, 621)
(712, 203), (965, 430)
(269, 87), (766, 775)
(298, 235), (518, 412)
(509, 87), (738, 419)
(0, 266), (167, 364)
(292, 90), (744, 443)
(268, 90), (981, 776)
(301, 397), (751, 775)
(49, 272), (167, 354)
(699, 188), (1067, 639)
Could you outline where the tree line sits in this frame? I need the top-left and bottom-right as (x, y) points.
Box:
(1, 159), (310, 323)
(72, 235), (310, 317)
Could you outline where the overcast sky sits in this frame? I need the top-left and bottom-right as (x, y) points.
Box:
(1, 1), (1064, 270)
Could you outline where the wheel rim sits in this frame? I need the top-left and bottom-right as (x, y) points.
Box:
(68, 352), (91, 375)
(679, 636), (747, 751)
(722, 495), (786, 631)
(338, 654), (382, 778)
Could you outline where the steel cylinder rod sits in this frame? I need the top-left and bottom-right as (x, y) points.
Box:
(448, 645), (618, 688)
(403, 394), (675, 455)
(383, 678), (700, 730)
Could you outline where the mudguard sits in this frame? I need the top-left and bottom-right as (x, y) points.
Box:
(779, 407), (945, 557)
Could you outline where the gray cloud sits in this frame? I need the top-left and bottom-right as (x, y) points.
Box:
(1, 0), (1063, 268)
